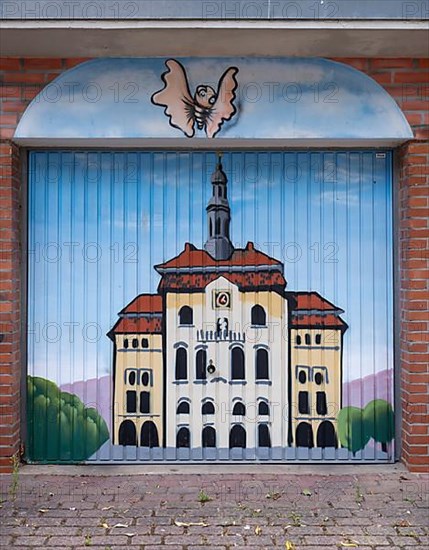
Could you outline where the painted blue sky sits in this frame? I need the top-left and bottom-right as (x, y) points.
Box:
(15, 57), (412, 140)
(28, 151), (393, 390)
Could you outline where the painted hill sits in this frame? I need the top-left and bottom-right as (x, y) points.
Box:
(61, 375), (112, 432)
(343, 369), (394, 408)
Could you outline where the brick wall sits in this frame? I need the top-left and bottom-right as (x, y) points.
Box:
(0, 57), (428, 472)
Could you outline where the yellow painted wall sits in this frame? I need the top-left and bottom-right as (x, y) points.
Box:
(290, 328), (343, 444)
(113, 333), (163, 445)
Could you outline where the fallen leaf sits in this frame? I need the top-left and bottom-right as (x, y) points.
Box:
(254, 508), (261, 513)
(69, 507), (76, 511)
(125, 533), (136, 537)
(302, 489), (312, 497)
(38, 509), (49, 513)
(339, 539), (359, 547)
(255, 526), (262, 535)
(174, 520), (209, 527)
(243, 525), (251, 530)
(101, 506), (113, 511)
(112, 523), (129, 528)
(101, 522), (109, 529)
(266, 492), (281, 500)
(285, 541), (296, 550)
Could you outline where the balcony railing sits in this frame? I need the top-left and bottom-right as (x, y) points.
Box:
(196, 329), (246, 343)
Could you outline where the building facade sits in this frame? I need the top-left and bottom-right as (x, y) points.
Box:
(109, 161), (347, 454)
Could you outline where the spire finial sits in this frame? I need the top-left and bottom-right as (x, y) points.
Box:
(217, 151), (223, 170)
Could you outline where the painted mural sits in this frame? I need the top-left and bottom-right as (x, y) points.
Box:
(23, 57), (398, 462)
(27, 149), (394, 462)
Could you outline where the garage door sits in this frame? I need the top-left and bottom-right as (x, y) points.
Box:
(26, 150), (394, 463)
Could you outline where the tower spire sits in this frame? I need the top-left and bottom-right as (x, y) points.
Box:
(204, 154), (234, 260)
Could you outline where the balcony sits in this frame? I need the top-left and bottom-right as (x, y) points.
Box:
(196, 329), (246, 343)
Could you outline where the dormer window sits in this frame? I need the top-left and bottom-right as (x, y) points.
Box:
(251, 305), (266, 326)
(178, 306), (193, 326)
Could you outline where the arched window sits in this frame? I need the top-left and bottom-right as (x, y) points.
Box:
(124, 338), (129, 349)
(141, 371), (149, 386)
(305, 333), (311, 345)
(258, 424), (271, 447)
(118, 420), (136, 446)
(255, 349), (269, 379)
(140, 421), (159, 447)
(195, 349), (207, 380)
(231, 347), (245, 380)
(177, 401), (190, 414)
(258, 401), (269, 415)
(175, 347), (187, 380)
(202, 426), (216, 448)
(296, 422), (314, 448)
(229, 425), (246, 448)
(298, 370), (307, 384)
(232, 402), (246, 416)
(209, 217), (213, 237)
(201, 401), (215, 415)
(141, 338), (149, 348)
(178, 306), (193, 325)
(317, 421), (338, 448)
(296, 335), (302, 345)
(314, 372), (323, 385)
(224, 219), (229, 238)
(128, 371), (136, 386)
(251, 305), (266, 326)
(132, 338), (139, 348)
(315, 334), (322, 345)
(176, 427), (190, 448)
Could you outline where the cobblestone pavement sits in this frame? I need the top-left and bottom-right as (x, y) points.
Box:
(0, 468), (428, 549)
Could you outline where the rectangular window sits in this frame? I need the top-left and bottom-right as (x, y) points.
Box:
(298, 391), (309, 414)
(140, 391), (150, 414)
(316, 392), (327, 415)
(126, 390), (137, 413)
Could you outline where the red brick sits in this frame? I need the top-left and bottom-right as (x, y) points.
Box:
(23, 58), (63, 70)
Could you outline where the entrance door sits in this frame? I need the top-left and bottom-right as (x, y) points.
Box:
(27, 151), (394, 463)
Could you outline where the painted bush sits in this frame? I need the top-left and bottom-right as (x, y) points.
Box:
(27, 376), (109, 462)
(338, 399), (394, 455)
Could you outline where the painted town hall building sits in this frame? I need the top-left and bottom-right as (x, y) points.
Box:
(109, 161), (348, 453)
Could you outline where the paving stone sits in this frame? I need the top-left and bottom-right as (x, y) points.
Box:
(0, 471), (428, 549)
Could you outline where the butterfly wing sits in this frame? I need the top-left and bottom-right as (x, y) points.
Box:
(151, 59), (196, 138)
(205, 67), (239, 138)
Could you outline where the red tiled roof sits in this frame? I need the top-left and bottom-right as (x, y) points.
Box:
(291, 313), (347, 329)
(158, 270), (286, 293)
(292, 292), (339, 312)
(155, 242), (281, 271)
(120, 294), (163, 314)
(111, 317), (162, 334)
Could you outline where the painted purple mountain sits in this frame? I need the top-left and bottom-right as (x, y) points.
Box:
(60, 369), (394, 435)
(343, 369), (394, 408)
(61, 376), (112, 432)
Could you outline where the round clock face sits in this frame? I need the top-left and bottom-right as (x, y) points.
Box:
(215, 291), (231, 309)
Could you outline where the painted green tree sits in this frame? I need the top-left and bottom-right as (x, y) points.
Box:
(337, 399), (394, 455)
(363, 399), (395, 453)
(27, 376), (109, 462)
(337, 406), (370, 455)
